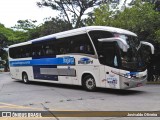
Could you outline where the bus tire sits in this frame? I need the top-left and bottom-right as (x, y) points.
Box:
(83, 75), (96, 91)
(22, 72), (29, 84)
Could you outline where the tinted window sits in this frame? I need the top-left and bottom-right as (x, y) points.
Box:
(9, 34), (95, 58)
(89, 30), (114, 54)
(43, 34), (94, 55)
(66, 34), (94, 55)
(98, 42), (120, 67)
(9, 45), (32, 58)
(31, 39), (57, 57)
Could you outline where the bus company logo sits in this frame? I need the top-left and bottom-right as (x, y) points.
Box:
(63, 57), (75, 65)
(78, 57), (93, 64)
(107, 75), (117, 84)
(125, 72), (139, 77)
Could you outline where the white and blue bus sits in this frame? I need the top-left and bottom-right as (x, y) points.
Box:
(8, 26), (154, 91)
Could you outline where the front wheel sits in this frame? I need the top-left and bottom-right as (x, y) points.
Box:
(83, 75), (96, 91)
(22, 73), (29, 84)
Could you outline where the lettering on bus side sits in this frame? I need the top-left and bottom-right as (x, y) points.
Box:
(78, 57), (93, 64)
(10, 60), (31, 66)
(62, 57), (75, 65)
(107, 75), (118, 84)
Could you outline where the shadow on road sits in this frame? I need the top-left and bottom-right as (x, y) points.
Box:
(15, 80), (146, 96)
(96, 88), (145, 96)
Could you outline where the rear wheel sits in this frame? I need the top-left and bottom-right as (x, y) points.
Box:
(22, 73), (29, 84)
(83, 75), (96, 91)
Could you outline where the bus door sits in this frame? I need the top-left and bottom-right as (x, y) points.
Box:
(98, 42), (120, 89)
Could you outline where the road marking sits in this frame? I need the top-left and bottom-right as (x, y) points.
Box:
(0, 102), (70, 111)
(0, 102), (42, 110)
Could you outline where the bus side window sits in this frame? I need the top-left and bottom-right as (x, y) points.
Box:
(32, 51), (37, 56)
(55, 38), (70, 55)
(26, 52), (30, 57)
(46, 46), (53, 55)
(68, 34), (94, 55)
(80, 45), (84, 52)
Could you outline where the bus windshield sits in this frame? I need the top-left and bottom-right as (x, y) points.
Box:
(115, 34), (146, 71)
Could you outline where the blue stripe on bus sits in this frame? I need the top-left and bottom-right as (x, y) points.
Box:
(33, 65), (58, 81)
(9, 57), (75, 67)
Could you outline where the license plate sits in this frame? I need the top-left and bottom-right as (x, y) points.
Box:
(136, 83), (143, 87)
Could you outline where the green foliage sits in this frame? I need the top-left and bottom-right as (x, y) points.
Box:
(0, 23), (28, 71)
(0, 23), (28, 43)
(87, 4), (116, 26)
(155, 30), (160, 42)
(0, 33), (8, 45)
(12, 19), (37, 31)
(0, 50), (9, 71)
(88, 1), (160, 43)
(27, 17), (72, 40)
(38, 17), (72, 36)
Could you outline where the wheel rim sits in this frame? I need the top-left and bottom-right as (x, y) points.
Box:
(23, 74), (28, 83)
(86, 78), (95, 90)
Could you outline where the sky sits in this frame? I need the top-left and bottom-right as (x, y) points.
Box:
(0, 0), (133, 28)
(0, 0), (57, 28)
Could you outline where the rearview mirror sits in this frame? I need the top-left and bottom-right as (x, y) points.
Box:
(98, 37), (129, 52)
(140, 41), (154, 54)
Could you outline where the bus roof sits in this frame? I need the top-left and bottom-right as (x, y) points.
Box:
(9, 26), (137, 48)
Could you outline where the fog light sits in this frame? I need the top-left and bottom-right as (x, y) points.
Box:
(128, 76), (132, 79)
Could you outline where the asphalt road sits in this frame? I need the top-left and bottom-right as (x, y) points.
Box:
(0, 72), (160, 120)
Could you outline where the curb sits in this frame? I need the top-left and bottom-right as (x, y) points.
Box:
(147, 82), (160, 84)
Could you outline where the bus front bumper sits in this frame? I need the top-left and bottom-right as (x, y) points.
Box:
(120, 75), (147, 89)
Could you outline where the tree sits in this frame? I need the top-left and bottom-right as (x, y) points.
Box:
(86, 4), (113, 26)
(11, 19), (39, 42)
(88, 1), (160, 42)
(0, 33), (8, 71)
(0, 23), (28, 43)
(27, 17), (73, 39)
(0, 50), (8, 72)
(37, 0), (108, 28)
(12, 19), (37, 31)
(39, 17), (72, 36)
(0, 33), (8, 48)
